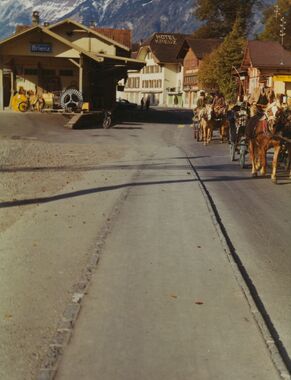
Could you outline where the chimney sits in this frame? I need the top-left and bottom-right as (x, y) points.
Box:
(89, 20), (96, 29)
(32, 11), (40, 26)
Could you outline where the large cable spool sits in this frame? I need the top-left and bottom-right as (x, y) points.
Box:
(60, 89), (83, 111)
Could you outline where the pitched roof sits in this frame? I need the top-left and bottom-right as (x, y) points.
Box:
(93, 27), (131, 50)
(0, 25), (144, 69)
(184, 38), (222, 59)
(0, 25), (82, 54)
(15, 25), (31, 34)
(140, 33), (190, 63)
(48, 19), (130, 51)
(242, 40), (291, 69)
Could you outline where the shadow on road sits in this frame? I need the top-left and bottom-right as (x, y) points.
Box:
(111, 108), (193, 127)
(0, 178), (196, 208)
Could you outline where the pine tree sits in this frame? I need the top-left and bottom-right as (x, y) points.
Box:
(198, 18), (246, 101)
(193, 0), (259, 38)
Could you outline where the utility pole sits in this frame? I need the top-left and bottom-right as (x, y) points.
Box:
(274, 4), (280, 20)
(280, 16), (286, 65)
(280, 16), (286, 46)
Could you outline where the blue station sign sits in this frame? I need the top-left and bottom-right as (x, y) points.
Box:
(31, 43), (52, 53)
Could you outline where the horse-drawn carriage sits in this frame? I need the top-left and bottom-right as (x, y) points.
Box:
(246, 104), (291, 183)
(228, 103), (249, 168)
(193, 103), (229, 145)
(192, 96), (291, 183)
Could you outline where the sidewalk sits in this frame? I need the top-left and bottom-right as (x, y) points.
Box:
(53, 146), (282, 380)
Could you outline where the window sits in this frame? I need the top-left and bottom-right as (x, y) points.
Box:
(42, 69), (56, 76)
(24, 68), (38, 75)
(60, 69), (73, 76)
(184, 75), (197, 86)
(126, 78), (140, 88)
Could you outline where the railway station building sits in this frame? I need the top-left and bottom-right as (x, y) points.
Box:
(0, 14), (144, 111)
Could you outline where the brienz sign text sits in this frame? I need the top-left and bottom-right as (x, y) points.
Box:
(31, 43), (52, 53)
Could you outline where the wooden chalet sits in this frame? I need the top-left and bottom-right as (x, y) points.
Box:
(240, 40), (291, 104)
(178, 37), (222, 107)
(177, 38), (221, 108)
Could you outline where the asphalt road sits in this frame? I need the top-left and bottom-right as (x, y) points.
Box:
(0, 109), (290, 379)
(179, 127), (291, 369)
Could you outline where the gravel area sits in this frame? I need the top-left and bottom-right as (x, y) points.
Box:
(0, 138), (126, 232)
(0, 134), (129, 380)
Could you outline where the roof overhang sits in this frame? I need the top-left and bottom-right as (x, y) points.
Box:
(48, 19), (130, 52)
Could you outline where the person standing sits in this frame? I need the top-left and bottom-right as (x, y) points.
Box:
(145, 96), (150, 111)
(140, 97), (144, 110)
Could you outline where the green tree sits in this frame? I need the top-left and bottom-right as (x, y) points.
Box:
(198, 18), (246, 101)
(259, 0), (291, 50)
(193, 0), (259, 38)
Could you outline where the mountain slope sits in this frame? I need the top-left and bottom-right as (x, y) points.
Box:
(0, 0), (275, 43)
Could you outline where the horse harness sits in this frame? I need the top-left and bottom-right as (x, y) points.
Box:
(253, 103), (279, 138)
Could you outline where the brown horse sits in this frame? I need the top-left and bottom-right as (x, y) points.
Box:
(199, 105), (229, 145)
(199, 105), (212, 145)
(246, 107), (291, 183)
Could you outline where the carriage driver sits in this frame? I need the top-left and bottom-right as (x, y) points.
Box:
(192, 91), (206, 123)
(212, 92), (227, 118)
(248, 85), (275, 116)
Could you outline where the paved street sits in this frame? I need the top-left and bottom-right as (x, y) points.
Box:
(0, 110), (290, 379)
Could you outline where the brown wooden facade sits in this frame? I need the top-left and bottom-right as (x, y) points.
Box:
(240, 41), (291, 104)
(183, 48), (200, 107)
(177, 38), (221, 108)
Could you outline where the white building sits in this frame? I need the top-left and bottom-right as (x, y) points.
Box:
(118, 33), (188, 108)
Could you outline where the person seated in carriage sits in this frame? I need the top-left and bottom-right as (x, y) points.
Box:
(212, 92), (227, 119)
(196, 91), (206, 109)
(192, 91), (206, 122)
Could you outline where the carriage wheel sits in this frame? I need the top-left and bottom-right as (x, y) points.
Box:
(193, 123), (197, 140)
(198, 125), (203, 142)
(229, 142), (236, 161)
(193, 121), (199, 141)
(239, 145), (247, 168)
